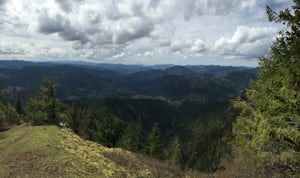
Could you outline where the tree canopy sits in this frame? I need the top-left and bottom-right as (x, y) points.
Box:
(233, 0), (300, 176)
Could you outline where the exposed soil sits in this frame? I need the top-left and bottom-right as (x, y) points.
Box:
(0, 126), (34, 154)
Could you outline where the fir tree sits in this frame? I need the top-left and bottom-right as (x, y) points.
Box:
(233, 1), (300, 176)
(14, 91), (23, 115)
(117, 120), (143, 152)
(24, 74), (59, 125)
(144, 123), (162, 159)
(170, 135), (181, 166)
(44, 74), (58, 125)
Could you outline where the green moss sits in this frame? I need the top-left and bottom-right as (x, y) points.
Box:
(0, 126), (186, 178)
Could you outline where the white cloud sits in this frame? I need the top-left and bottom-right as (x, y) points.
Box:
(191, 39), (207, 53)
(213, 26), (278, 58)
(0, 0), (292, 66)
(113, 52), (125, 59)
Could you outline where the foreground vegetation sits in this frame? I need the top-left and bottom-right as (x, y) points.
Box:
(0, 125), (188, 178)
(232, 1), (300, 177)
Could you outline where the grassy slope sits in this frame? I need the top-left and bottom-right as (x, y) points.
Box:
(0, 125), (188, 178)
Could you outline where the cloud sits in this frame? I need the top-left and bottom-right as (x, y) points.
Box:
(0, 0), (292, 65)
(0, 0), (6, 6)
(144, 51), (155, 57)
(38, 12), (67, 34)
(191, 39), (207, 53)
(113, 52), (125, 59)
(170, 39), (191, 52)
(214, 26), (278, 57)
(37, 0), (155, 48)
(55, 0), (73, 13)
(0, 44), (26, 55)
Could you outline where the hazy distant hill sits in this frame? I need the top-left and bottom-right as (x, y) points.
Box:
(0, 60), (257, 102)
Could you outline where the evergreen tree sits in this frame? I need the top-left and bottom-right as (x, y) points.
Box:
(44, 74), (58, 125)
(0, 107), (6, 131)
(233, 1), (300, 176)
(117, 120), (143, 152)
(25, 74), (59, 125)
(14, 91), (23, 115)
(69, 104), (81, 134)
(0, 91), (19, 130)
(170, 135), (181, 166)
(0, 92), (8, 105)
(144, 123), (162, 159)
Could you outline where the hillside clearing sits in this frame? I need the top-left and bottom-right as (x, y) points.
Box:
(0, 125), (188, 178)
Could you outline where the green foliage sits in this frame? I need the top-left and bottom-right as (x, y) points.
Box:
(116, 119), (143, 152)
(67, 106), (125, 148)
(88, 109), (125, 147)
(178, 102), (234, 172)
(14, 91), (23, 115)
(0, 107), (8, 131)
(0, 91), (20, 130)
(0, 92), (8, 105)
(24, 74), (59, 125)
(170, 135), (181, 166)
(233, 1), (300, 176)
(144, 123), (163, 159)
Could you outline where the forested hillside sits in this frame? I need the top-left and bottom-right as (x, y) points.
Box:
(232, 1), (300, 177)
(0, 62), (256, 172)
(1, 0), (299, 177)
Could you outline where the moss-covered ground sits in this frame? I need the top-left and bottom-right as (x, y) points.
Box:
(0, 125), (189, 178)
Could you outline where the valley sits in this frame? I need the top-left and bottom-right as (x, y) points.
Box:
(0, 60), (257, 172)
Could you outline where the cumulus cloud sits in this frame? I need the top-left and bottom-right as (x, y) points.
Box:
(0, 0), (291, 65)
(214, 26), (278, 57)
(191, 39), (207, 53)
(37, 0), (155, 48)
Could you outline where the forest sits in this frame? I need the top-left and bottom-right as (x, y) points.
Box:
(0, 0), (299, 177)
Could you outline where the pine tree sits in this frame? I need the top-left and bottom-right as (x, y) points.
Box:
(233, 1), (300, 176)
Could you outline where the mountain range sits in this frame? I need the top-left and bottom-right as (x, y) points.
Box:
(0, 60), (257, 103)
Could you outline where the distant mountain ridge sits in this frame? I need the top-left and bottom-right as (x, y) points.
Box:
(0, 60), (257, 102)
(0, 60), (255, 74)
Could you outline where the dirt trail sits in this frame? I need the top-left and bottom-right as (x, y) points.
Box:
(0, 126), (34, 154)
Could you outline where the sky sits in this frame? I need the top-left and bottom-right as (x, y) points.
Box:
(0, 0), (292, 66)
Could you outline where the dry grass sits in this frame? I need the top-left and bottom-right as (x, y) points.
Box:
(1, 125), (252, 178)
